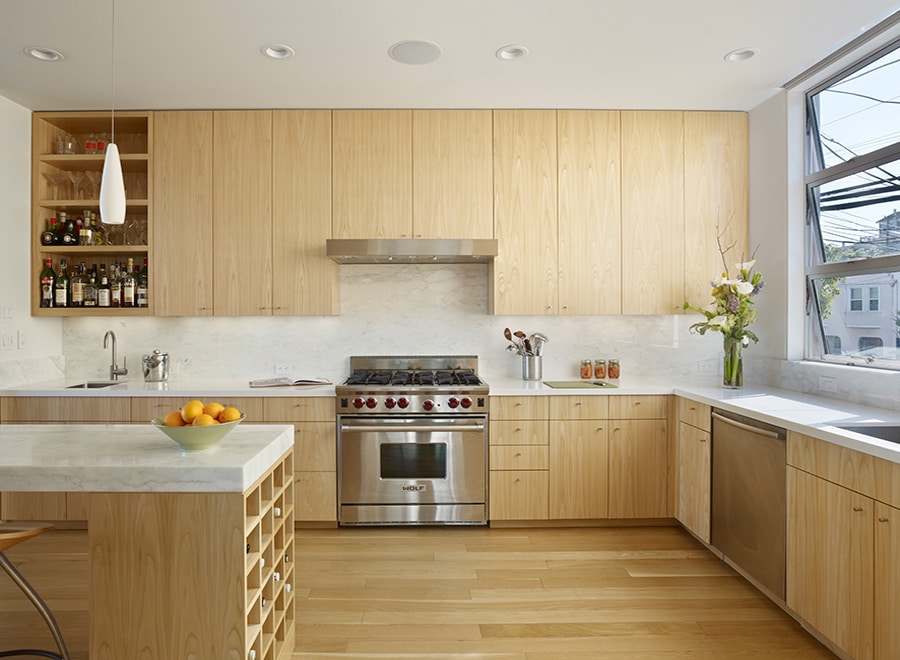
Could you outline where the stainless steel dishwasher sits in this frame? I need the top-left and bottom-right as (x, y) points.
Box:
(711, 408), (787, 600)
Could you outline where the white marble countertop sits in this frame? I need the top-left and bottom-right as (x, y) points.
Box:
(0, 376), (337, 398)
(0, 423), (294, 493)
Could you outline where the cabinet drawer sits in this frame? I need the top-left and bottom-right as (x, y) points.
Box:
(548, 395), (609, 420)
(2, 396), (130, 422)
(677, 397), (710, 431)
(293, 421), (336, 471)
(490, 420), (548, 446)
(490, 396), (549, 420)
(264, 397), (334, 422)
(490, 445), (549, 470)
(609, 395), (667, 419)
(489, 470), (549, 520)
(131, 396), (264, 422)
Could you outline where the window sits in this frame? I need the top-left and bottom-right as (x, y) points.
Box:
(806, 39), (900, 369)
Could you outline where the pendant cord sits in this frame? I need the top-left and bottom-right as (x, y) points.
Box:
(110, 0), (116, 143)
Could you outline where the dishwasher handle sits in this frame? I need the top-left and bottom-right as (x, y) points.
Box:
(711, 411), (785, 440)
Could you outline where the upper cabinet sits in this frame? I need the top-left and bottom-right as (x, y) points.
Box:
(31, 111), (152, 316)
(492, 110), (559, 315)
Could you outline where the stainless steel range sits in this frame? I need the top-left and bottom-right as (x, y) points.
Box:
(336, 355), (489, 526)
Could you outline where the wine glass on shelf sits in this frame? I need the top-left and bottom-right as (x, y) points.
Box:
(83, 171), (102, 200)
(41, 172), (66, 200)
(64, 171), (85, 200)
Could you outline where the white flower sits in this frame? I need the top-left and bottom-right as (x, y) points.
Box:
(735, 281), (754, 296)
(736, 260), (756, 271)
(708, 315), (728, 327)
(702, 302), (718, 314)
(742, 336), (750, 346)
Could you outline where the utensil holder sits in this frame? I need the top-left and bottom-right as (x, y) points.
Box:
(522, 355), (542, 381)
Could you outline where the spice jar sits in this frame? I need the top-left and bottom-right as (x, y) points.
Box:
(593, 359), (606, 380)
(608, 359), (620, 379)
(580, 359), (593, 379)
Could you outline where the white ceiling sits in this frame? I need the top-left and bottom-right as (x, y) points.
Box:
(1, 0), (899, 113)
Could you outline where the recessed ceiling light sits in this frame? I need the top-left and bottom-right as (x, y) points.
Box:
(724, 47), (760, 63)
(496, 45), (529, 61)
(388, 40), (442, 65)
(260, 43), (295, 60)
(23, 46), (63, 62)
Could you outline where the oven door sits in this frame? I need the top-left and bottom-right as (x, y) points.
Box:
(338, 416), (487, 524)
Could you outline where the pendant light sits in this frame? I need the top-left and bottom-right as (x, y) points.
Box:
(100, 0), (125, 225)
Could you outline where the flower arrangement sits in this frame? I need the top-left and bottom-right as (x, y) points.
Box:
(683, 231), (764, 387)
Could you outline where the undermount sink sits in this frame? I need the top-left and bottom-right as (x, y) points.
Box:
(65, 381), (121, 389)
(835, 424), (900, 445)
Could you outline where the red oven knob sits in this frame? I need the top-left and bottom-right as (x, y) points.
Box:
(352, 397), (365, 409)
(384, 397), (397, 409)
(448, 397), (460, 409)
(460, 397), (473, 409)
(398, 397), (410, 409)
(422, 399), (435, 411)
(366, 397), (378, 409)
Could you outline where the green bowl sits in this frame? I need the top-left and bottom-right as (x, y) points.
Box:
(150, 414), (244, 450)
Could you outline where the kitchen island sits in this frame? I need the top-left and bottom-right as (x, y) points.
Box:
(0, 423), (295, 660)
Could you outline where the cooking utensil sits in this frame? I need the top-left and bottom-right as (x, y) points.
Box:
(530, 333), (549, 356)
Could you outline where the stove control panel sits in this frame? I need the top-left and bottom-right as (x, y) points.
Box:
(337, 393), (488, 414)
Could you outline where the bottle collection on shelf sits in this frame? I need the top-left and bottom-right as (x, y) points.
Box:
(40, 256), (149, 309)
(40, 211), (144, 247)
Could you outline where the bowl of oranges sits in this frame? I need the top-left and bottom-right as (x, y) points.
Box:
(151, 400), (244, 451)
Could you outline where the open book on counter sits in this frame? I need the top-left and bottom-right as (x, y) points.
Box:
(249, 376), (333, 388)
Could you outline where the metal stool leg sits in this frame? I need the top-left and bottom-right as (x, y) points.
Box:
(0, 551), (69, 660)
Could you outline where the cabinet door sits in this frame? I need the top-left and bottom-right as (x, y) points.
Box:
(1, 396), (130, 422)
(152, 111), (214, 316)
(213, 111), (273, 315)
(296, 471), (336, 522)
(558, 110), (622, 314)
(333, 110), (412, 239)
(608, 419), (668, 518)
(786, 466), (874, 659)
(412, 110), (493, 239)
(875, 501), (899, 660)
(0, 492), (66, 520)
(489, 470), (548, 520)
(621, 111), (684, 314)
(272, 110), (338, 315)
(492, 110), (558, 315)
(683, 112), (749, 308)
(676, 421), (710, 542)
(550, 420), (608, 519)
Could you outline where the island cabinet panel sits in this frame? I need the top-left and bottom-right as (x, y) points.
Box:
(152, 110), (214, 316)
(557, 110), (622, 315)
(492, 110), (559, 315)
(264, 397), (336, 525)
(1, 396), (130, 422)
(130, 396), (264, 423)
(621, 111), (685, 315)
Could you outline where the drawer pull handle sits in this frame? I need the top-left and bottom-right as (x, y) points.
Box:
(878, 517), (889, 523)
(852, 506), (863, 512)
(515, 452), (522, 457)
(700, 438), (707, 443)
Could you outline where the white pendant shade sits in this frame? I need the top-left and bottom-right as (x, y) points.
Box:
(99, 143), (126, 224)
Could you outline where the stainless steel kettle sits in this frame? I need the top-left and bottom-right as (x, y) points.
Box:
(142, 349), (169, 382)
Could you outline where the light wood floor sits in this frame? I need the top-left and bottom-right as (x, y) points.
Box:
(0, 526), (833, 659)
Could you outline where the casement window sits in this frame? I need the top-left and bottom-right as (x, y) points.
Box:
(806, 39), (900, 368)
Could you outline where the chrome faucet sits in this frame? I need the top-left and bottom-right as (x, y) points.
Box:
(103, 330), (128, 380)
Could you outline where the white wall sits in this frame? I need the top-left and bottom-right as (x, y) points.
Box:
(0, 96), (64, 385)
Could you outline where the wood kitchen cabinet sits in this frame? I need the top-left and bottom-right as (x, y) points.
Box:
(675, 397), (711, 542)
(152, 110), (214, 316)
(264, 397), (337, 525)
(608, 396), (669, 518)
(548, 396), (609, 519)
(786, 430), (900, 659)
(621, 111), (685, 315)
(489, 396), (550, 521)
(492, 110), (559, 315)
(557, 110), (622, 315)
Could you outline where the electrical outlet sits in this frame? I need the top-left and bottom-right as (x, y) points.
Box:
(818, 376), (837, 393)
(16, 330), (27, 350)
(274, 363), (291, 375)
(697, 359), (717, 374)
(0, 333), (14, 351)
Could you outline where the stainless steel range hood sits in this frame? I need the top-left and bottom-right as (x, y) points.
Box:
(326, 238), (498, 264)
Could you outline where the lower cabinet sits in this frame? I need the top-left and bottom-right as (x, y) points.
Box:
(675, 397), (711, 542)
(549, 396), (609, 519)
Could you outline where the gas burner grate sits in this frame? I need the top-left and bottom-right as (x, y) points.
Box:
(342, 368), (484, 388)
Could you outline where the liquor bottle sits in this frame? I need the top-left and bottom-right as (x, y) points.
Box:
(89, 213), (105, 245)
(122, 257), (136, 307)
(39, 258), (56, 308)
(136, 258), (149, 308)
(78, 215), (92, 245)
(57, 211), (68, 243)
(83, 272), (98, 307)
(70, 263), (84, 308)
(98, 273), (111, 308)
(84, 133), (97, 154)
(41, 217), (59, 245)
(97, 132), (107, 153)
(109, 262), (122, 308)
(61, 215), (79, 246)
(54, 258), (70, 308)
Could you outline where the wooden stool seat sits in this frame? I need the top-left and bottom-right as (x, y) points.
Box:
(0, 522), (70, 660)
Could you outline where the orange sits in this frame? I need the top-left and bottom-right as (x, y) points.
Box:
(192, 413), (217, 426)
(163, 410), (185, 427)
(180, 399), (204, 423)
(218, 406), (241, 423)
(203, 401), (225, 419)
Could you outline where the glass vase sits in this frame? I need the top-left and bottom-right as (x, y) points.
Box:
(723, 338), (743, 389)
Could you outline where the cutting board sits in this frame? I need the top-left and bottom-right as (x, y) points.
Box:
(542, 380), (618, 389)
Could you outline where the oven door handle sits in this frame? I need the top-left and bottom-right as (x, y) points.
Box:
(340, 423), (485, 434)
